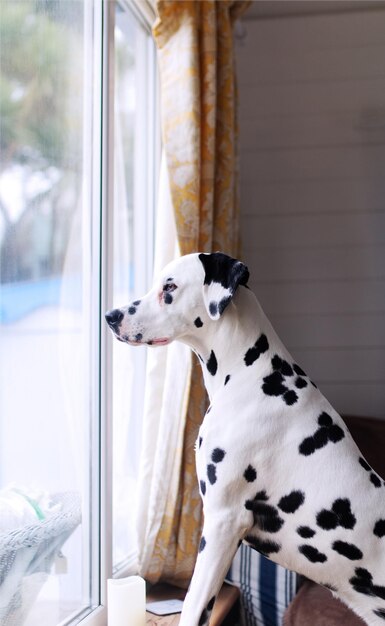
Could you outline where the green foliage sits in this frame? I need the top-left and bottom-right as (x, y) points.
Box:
(0, 0), (83, 170)
(0, 0), (84, 283)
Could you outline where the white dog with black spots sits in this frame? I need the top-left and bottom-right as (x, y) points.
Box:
(106, 252), (385, 626)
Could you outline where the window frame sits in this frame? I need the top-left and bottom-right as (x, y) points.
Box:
(111, 0), (159, 578)
(81, 1), (158, 625)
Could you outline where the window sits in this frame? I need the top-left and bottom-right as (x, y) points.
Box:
(112, 1), (157, 573)
(0, 1), (158, 624)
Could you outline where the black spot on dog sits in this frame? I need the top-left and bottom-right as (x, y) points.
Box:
(316, 498), (356, 531)
(224, 374), (231, 386)
(209, 302), (218, 317)
(299, 412), (345, 456)
(261, 515), (285, 534)
(199, 536), (206, 552)
(278, 490), (305, 514)
(257, 505), (284, 533)
(245, 494), (284, 533)
(128, 306), (136, 315)
(207, 464), (217, 485)
(293, 364), (307, 377)
(329, 425), (345, 442)
(244, 334), (269, 367)
(272, 355), (283, 371)
(358, 456), (382, 487)
(354, 567), (373, 581)
(251, 501), (277, 517)
(207, 350), (218, 376)
(299, 545), (327, 563)
(359, 457), (372, 472)
(200, 480), (206, 496)
(297, 526), (316, 539)
(350, 568), (385, 601)
(295, 377), (308, 389)
(243, 465), (257, 482)
(245, 534), (281, 556)
(251, 500), (283, 521)
(197, 597), (216, 625)
(255, 490), (269, 501)
(133, 300), (141, 306)
(164, 292), (173, 304)
(262, 356), (312, 405)
(371, 473), (382, 488)
(244, 490), (270, 512)
(332, 541), (363, 560)
(283, 390), (298, 405)
(318, 412), (332, 427)
(374, 520), (385, 538)
(302, 429), (328, 456)
(281, 361), (294, 376)
(262, 371), (288, 396)
(350, 568), (375, 596)
(198, 437), (203, 448)
(245, 498), (262, 512)
(272, 355), (293, 377)
(374, 608), (385, 620)
(211, 448), (225, 463)
(194, 317), (203, 328)
(135, 333), (143, 341)
(316, 509), (337, 530)
(316, 426), (332, 444)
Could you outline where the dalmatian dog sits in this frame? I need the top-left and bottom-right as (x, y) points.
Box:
(105, 252), (385, 626)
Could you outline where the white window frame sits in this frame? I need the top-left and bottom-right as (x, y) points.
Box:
(111, 0), (159, 578)
(80, 1), (158, 625)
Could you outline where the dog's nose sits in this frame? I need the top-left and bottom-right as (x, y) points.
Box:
(105, 309), (124, 327)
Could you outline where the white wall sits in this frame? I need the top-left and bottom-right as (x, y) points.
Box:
(236, 6), (385, 418)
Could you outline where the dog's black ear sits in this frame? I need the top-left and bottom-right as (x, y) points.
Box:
(198, 252), (249, 320)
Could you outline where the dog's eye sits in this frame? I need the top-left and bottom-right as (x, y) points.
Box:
(163, 283), (177, 293)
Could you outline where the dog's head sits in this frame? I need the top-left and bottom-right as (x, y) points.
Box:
(105, 252), (249, 346)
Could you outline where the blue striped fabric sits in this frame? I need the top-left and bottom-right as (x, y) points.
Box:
(226, 544), (301, 626)
(259, 555), (277, 626)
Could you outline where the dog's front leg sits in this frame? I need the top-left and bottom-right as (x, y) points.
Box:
(179, 516), (243, 626)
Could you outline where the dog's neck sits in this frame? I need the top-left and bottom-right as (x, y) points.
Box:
(180, 287), (270, 401)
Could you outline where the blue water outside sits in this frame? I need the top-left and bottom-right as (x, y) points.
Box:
(0, 266), (135, 324)
(0, 275), (82, 324)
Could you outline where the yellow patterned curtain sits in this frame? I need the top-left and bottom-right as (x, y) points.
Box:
(148, 0), (250, 588)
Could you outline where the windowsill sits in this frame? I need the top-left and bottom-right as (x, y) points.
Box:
(146, 582), (240, 625)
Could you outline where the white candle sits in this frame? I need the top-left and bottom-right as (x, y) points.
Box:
(107, 576), (146, 626)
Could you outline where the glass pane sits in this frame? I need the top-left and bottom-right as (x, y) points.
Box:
(112, 4), (155, 572)
(0, 1), (98, 624)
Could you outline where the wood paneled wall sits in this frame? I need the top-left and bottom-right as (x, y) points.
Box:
(236, 7), (385, 417)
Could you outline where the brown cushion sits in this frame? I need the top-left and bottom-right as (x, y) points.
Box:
(283, 581), (366, 626)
